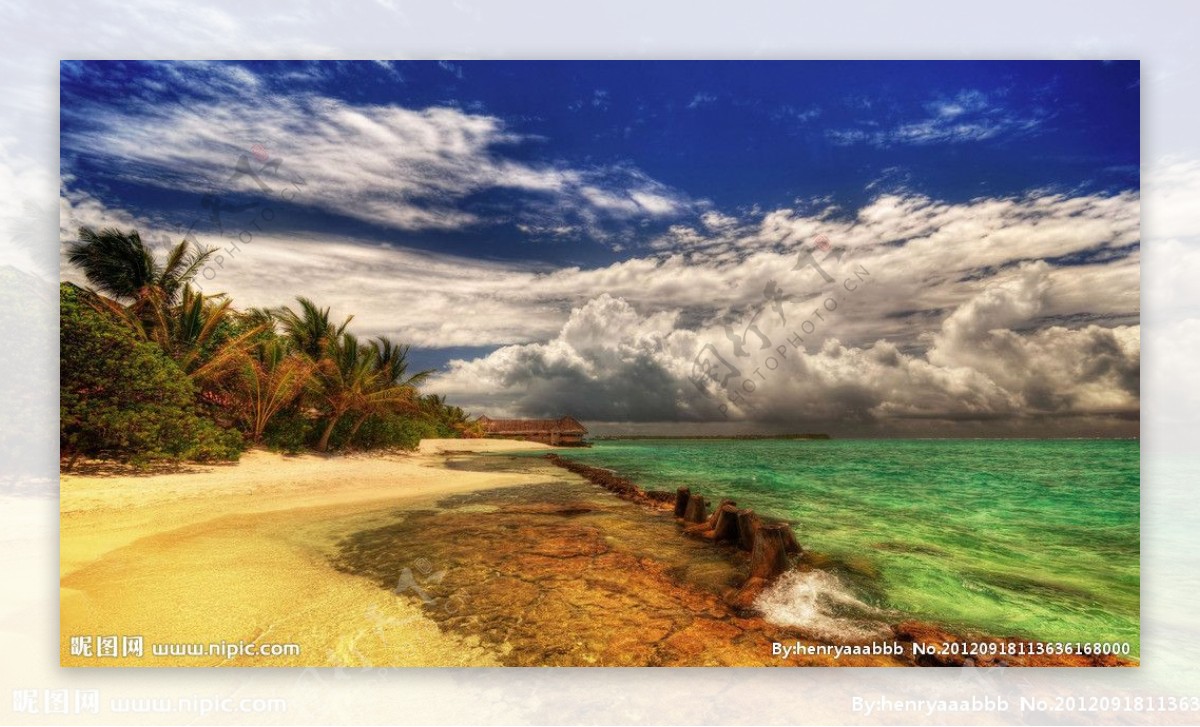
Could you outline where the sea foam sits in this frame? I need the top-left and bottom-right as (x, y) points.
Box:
(754, 569), (893, 643)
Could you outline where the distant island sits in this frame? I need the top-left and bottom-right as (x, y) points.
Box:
(592, 433), (831, 441)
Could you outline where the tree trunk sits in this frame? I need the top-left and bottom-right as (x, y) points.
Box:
(685, 498), (738, 538)
(673, 487), (691, 518)
(316, 413), (342, 452)
(704, 499), (736, 528)
(345, 412), (370, 447)
(251, 405), (268, 443)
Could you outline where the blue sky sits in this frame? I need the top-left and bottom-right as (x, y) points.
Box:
(59, 61), (1140, 434)
(61, 61), (1138, 265)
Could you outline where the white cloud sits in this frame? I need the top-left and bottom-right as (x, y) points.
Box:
(62, 185), (1137, 343)
(830, 89), (1048, 147)
(61, 180), (1139, 430)
(431, 269), (1139, 430)
(927, 89), (989, 118)
(433, 294), (719, 420)
(771, 105), (821, 123)
(700, 210), (739, 231)
(61, 64), (693, 235)
(425, 188), (1140, 427)
(436, 60), (464, 79)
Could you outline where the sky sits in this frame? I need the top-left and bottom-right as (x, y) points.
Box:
(58, 60), (1140, 436)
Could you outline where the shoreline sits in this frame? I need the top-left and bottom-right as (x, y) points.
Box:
(60, 440), (559, 666)
(60, 440), (1133, 667)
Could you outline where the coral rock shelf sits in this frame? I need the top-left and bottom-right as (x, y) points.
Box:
(542, 454), (800, 613)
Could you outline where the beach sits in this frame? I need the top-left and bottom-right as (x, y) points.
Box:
(60, 440), (843, 667)
(61, 439), (889, 667)
(60, 440), (559, 667)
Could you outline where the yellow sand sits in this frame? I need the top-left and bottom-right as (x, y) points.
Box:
(59, 439), (555, 667)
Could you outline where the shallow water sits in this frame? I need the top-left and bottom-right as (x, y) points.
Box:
(331, 458), (926, 671)
(329, 462), (829, 666)
(542, 439), (1140, 656)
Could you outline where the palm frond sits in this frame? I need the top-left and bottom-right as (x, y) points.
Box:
(67, 227), (157, 301)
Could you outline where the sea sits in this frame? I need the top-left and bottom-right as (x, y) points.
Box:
(543, 438), (1140, 656)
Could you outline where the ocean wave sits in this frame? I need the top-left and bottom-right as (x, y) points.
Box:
(754, 569), (893, 643)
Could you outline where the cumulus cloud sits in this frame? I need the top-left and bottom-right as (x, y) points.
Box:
(433, 294), (715, 420)
(61, 151), (1140, 432)
(62, 184), (1139, 366)
(433, 264), (1139, 432)
(923, 263), (1139, 415)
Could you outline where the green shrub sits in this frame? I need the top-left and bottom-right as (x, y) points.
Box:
(189, 425), (245, 462)
(323, 412), (441, 452)
(260, 411), (317, 454)
(60, 283), (244, 465)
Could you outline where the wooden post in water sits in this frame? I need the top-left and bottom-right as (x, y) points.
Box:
(687, 498), (736, 537)
(727, 521), (796, 613)
(749, 523), (792, 580)
(736, 509), (761, 552)
(710, 503), (741, 543)
(673, 487), (691, 518)
(683, 494), (708, 523)
(780, 524), (802, 555)
(706, 499), (736, 527)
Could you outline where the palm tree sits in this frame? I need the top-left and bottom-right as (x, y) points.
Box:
(310, 332), (376, 452)
(92, 284), (265, 387)
(341, 338), (433, 444)
(371, 338), (433, 391)
(233, 338), (315, 443)
(67, 227), (215, 311)
(420, 393), (450, 419)
(275, 297), (352, 362)
(161, 286), (266, 386)
(420, 393), (482, 437)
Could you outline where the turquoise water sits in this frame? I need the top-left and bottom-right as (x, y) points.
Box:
(547, 439), (1140, 655)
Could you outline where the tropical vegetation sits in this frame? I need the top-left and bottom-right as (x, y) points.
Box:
(61, 227), (482, 467)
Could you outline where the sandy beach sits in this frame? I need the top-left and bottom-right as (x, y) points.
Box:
(61, 439), (821, 668)
(60, 440), (559, 667)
